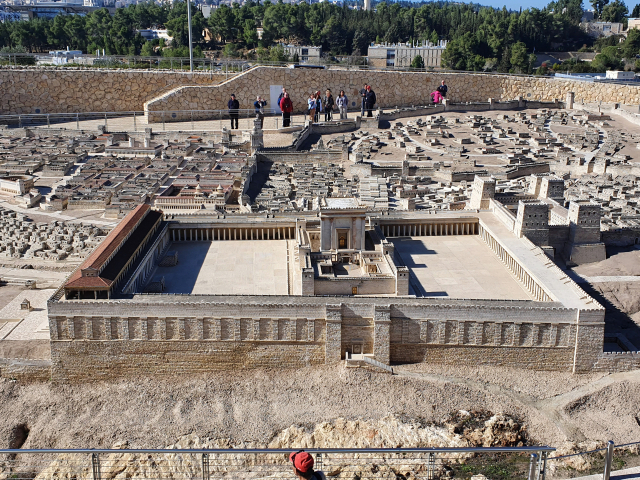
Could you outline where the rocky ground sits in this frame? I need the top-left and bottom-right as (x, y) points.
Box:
(0, 360), (639, 479)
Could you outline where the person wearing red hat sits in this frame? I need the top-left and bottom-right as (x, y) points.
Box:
(289, 450), (325, 480)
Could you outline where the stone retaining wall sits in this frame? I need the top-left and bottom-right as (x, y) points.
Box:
(3, 67), (640, 117)
(144, 67), (640, 121)
(0, 69), (227, 115)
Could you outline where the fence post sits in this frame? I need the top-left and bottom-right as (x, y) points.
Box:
(18, 115), (21, 129)
(191, 110), (194, 131)
(76, 113), (79, 130)
(528, 454), (538, 480)
(104, 113), (108, 130)
(539, 451), (547, 480)
(427, 452), (436, 480)
(47, 114), (50, 129)
(201, 453), (209, 480)
(162, 111), (165, 131)
(133, 112), (137, 132)
(91, 453), (101, 480)
(603, 440), (615, 480)
(315, 453), (322, 471)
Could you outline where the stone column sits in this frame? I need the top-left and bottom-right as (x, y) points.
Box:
(234, 318), (241, 341)
(307, 319), (315, 342)
(195, 317), (204, 340)
(374, 305), (391, 365)
(104, 317), (112, 340)
(120, 318), (129, 340)
(140, 317), (148, 340)
(252, 319), (260, 341)
(49, 317), (59, 341)
(85, 317), (93, 340)
(325, 305), (342, 364)
(566, 92), (574, 110)
(213, 318), (222, 341)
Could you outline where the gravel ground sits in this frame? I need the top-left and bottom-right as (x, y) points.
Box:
(1, 363), (639, 452)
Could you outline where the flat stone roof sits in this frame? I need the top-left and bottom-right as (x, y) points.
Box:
(392, 235), (533, 300)
(151, 240), (289, 295)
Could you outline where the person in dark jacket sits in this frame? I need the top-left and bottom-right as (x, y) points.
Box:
(323, 89), (334, 122)
(360, 84), (368, 116)
(364, 86), (376, 117)
(228, 94), (240, 129)
(280, 92), (293, 127)
(277, 87), (287, 112)
(253, 95), (267, 128)
(437, 80), (448, 98)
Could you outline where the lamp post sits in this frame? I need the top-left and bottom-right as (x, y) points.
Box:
(187, 0), (193, 72)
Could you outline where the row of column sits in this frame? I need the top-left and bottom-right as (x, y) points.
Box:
(382, 222), (478, 237)
(126, 232), (168, 294)
(171, 226), (295, 242)
(480, 226), (551, 302)
(51, 316), (317, 342)
(415, 319), (565, 348)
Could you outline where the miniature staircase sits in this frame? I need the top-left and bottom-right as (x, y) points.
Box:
(345, 353), (394, 374)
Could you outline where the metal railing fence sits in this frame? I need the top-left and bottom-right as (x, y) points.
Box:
(0, 52), (560, 78)
(0, 109), (310, 132)
(544, 439), (640, 480)
(0, 447), (555, 480)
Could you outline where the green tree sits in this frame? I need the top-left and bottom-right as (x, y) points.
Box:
(632, 3), (640, 15)
(622, 27), (640, 57)
(601, 0), (629, 21)
(410, 54), (424, 68)
(429, 30), (439, 46)
(140, 40), (157, 56)
(243, 19), (258, 47)
(591, 0), (610, 18)
(510, 41), (529, 73)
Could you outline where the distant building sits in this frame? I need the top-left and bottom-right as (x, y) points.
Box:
(606, 70), (636, 80)
(581, 21), (624, 37)
(137, 29), (173, 43)
(282, 45), (322, 63)
(628, 17), (640, 30)
(41, 49), (83, 65)
(367, 40), (448, 68)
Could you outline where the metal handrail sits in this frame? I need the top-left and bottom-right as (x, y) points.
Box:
(0, 446), (555, 454)
(546, 447), (608, 460)
(0, 52), (563, 78)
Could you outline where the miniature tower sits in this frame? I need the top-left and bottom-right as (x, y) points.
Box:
(515, 201), (549, 246)
(468, 175), (495, 210)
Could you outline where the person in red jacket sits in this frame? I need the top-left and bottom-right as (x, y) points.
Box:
(280, 92), (293, 127)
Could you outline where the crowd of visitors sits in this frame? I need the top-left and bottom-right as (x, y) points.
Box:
(231, 80), (449, 129)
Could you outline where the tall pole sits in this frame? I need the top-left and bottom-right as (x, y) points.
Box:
(187, 0), (193, 72)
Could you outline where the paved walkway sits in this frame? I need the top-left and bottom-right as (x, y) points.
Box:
(570, 466), (640, 479)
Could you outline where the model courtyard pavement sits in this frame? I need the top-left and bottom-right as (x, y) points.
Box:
(2, 101), (640, 380)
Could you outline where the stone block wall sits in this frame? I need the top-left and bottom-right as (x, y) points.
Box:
(0, 69), (226, 115)
(144, 67), (640, 120)
(4, 67), (640, 117)
(48, 292), (605, 380)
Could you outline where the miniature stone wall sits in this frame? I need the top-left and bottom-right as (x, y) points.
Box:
(48, 293), (600, 380)
(0, 69), (226, 115)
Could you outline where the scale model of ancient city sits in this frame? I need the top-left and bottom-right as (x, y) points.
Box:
(2, 67), (640, 382)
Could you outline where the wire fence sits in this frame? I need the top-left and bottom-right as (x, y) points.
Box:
(0, 447), (555, 480)
(0, 109), (316, 133)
